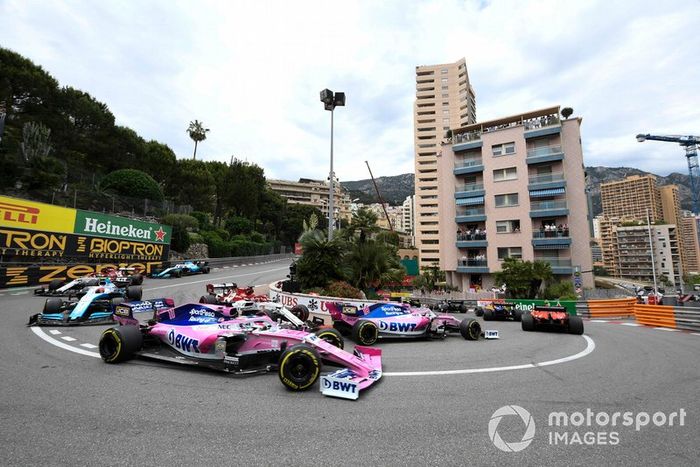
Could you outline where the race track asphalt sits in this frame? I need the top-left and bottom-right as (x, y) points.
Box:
(0, 258), (698, 466)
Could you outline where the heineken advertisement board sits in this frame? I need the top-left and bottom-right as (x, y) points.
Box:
(0, 195), (171, 288)
(477, 298), (578, 315)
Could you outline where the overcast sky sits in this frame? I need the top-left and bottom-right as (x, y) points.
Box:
(1, 0), (699, 182)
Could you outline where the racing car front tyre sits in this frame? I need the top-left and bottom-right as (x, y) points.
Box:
(474, 307), (484, 317)
(290, 305), (310, 322)
(459, 303), (468, 313)
(203, 267), (210, 274)
(173, 270), (182, 278)
(44, 297), (63, 314)
(568, 315), (584, 335)
(199, 295), (218, 304)
(126, 286), (143, 301)
(278, 344), (321, 391)
(130, 274), (144, 285)
(459, 319), (481, 340)
(352, 320), (378, 346)
(521, 313), (535, 331)
(99, 326), (143, 363)
(315, 328), (344, 349)
(48, 279), (64, 291)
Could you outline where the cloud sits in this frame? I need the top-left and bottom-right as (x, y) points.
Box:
(1, 0), (698, 181)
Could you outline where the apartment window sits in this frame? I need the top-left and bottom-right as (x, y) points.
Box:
(442, 93), (449, 98)
(493, 167), (517, 182)
(495, 193), (519, 207)
(441, 68), (448, 74)
(492, 142), (516, 156)
(443, 118), (450, 124)
(498, 247), (522, 260)
(442, 101), (449, 106)
(443, 110), (449, 115)
(496, 220), (521, 233)
(441, 78), (448, 84)
(441, 86), (448, 91)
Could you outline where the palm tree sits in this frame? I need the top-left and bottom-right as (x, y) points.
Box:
(346, 208), (379, 244)
(295, 230), (347, 289)
(187, 120), (210, 160)
(346, 239), (404, 290)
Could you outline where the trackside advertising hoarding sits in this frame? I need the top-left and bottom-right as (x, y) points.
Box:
(0, 195), (171, 288)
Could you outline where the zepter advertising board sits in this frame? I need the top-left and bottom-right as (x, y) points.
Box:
(0, 195), (172, 288)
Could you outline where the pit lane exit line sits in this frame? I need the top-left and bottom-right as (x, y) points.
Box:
(31, 327), (100, 358)
(383, 335), (595, 377)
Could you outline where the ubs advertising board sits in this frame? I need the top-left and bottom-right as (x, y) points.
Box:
(0, 195), (172, 288)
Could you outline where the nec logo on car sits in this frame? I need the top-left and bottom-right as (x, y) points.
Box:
(322, 379), (357, 394)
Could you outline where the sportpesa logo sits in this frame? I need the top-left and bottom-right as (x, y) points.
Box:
(488, 405), (536, 452)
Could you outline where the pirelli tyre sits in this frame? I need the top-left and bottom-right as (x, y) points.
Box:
(315, 328), (344, 349)
(278, 344), (321, 391)
(521, 312), (535, 331)
(202, 266), (210, 274)
(474, 307), (484, 317)
(199, 295), (218, 304)
(44, 297), (63, 314)
(483, 308), (494, 321)
(173, 269), (182, 278)
(459, 318), (481, 340)
(127, 286), (143, 301)
(568, 315), (584, 335)
(130, 274), (144, 285)
(48, 279), (64, 291)
(352, 320), (379, 346)
(513, 309), (523, 322)
(290, 304), (310, 322)
(99, 326), (143, 363)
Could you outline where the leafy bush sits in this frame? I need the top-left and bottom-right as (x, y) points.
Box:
(162, 213), (199, 230)
(201, 231), (229, 257)
(225, 216), (253, 236)
(188, 232), (203, 243)
(171, 224), (190, 253)
(543, 281), (578, 300)
(324, 281), (364, 299)
(189, 211), (210, 230)
(100, 169), (163, 201)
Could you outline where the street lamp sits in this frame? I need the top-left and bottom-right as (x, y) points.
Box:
(320, 88), (345, 240)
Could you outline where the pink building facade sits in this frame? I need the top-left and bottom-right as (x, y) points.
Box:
(437, 106), (594, 292)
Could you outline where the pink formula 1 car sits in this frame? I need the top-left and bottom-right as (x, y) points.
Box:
(327, 302), (482, 346)
(99, 300), (382, 400)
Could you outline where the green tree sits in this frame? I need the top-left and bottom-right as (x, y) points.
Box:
(100, 169), (164, 201)
(20, 121), (52, 162)
(494, 258), (553, 299)
(345, 239), (404, 290)
(166, 159), (215, 211)
(295, 230), (347, 289)
(186, 119), (209, 160)
(346, 208), (379, 244)
(142, 140), (176, 184)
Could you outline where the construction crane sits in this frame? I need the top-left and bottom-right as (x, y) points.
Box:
(636, 133), (700, 214)
(365, 161), (394, 231)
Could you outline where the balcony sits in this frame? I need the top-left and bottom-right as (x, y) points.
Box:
(524, 115), (561, 139)
(530, 200), (569, 218)
(526, 145), (564, 164)
(456, 207), (486, 223)
(452, 131), (483, 151)
(536, 257), (573, 274)
(454, 159), (484, 175)
(455, 183), (485, 199)
(532, 231), (571, 249)
(457, 232), (487, 249)
(528, 172), (566, 191)
(456, 259), (489, 274)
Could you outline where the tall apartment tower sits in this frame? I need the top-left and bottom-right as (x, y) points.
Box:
(437, 106), (593, 291)
(600, 175), (663, 221)
(402, 195), (416, 246)
(414, 58), (476, 269)
(680, 216), (700, 274)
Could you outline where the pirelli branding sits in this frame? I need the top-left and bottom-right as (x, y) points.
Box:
(0, 195), (172, 288)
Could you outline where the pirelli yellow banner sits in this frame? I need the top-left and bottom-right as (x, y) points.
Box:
(0, 195), (76, 234)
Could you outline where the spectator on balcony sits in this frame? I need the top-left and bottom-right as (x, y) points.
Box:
(461, 255), (468, 266)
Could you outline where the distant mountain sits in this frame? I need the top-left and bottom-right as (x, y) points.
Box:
(342, 168), (694, 213)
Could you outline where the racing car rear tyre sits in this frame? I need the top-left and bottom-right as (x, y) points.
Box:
(352, 320), (378, 346)
(521, 313), (535, 331)
(513, 309), (523, 322)
(99, 326), (143, 363)
(278, 344), (321, 391)
(199, 295), (218, 304)
(130, 274), (144, 285)
(127, 286), (143, 301)
(568, 315), (584, 335)
(203, 267), (210, 274)
(290, 305), (310, 322)
(459, 303), (468, 313)
(483, 309), (493, 321)
(173, 270), (182, 278)
(474, 307), (484, 317)
(459, 318), (481, 340)
(48, 279), (64, 291)
(44, 297), (63, 314)
(315, 328), (344, 349)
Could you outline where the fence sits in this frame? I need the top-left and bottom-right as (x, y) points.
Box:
(576, 299), (700, 332)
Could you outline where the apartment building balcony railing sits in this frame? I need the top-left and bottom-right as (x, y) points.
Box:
(526, 145), (564, 164)
(457, 232), (487, 248)
(529, 200), (569, 218)
(456, 259), (489, 274)
(527, 173), (566, 193)
(532, 230), (571, 249)
(456, 207), (486, 223)
(537, 257), (573, 274)
(454, 159), (484, 175)
(524, 114), (561, 139)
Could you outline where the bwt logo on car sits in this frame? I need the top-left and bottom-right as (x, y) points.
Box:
(323, 379), (357, 394)
(167, 329), (200, 353)
(379, 321), (418, 332)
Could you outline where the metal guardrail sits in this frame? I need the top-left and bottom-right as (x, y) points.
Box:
(181, 253), (294, 268)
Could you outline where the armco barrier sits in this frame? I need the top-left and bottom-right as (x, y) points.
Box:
(634, 304), (676, 328)
(671, 307), (700, 332)
(585, 298), (636, 318)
